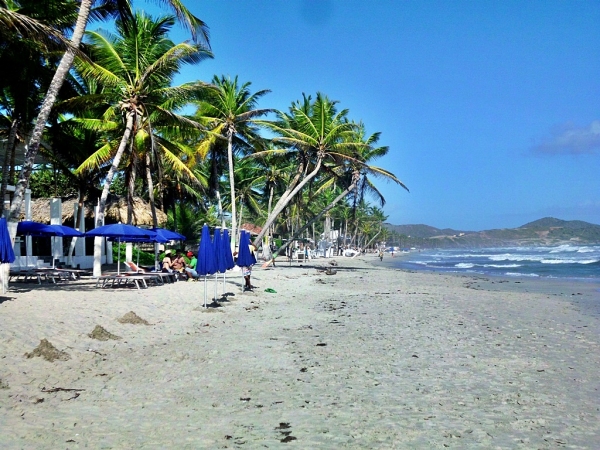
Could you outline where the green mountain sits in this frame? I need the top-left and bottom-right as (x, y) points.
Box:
(384, 217), (600, 248)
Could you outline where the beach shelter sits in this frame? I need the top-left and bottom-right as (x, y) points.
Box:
(85, 224), (158, 274)
(197, 224), (217, 308)
(0, 218), (16, 294)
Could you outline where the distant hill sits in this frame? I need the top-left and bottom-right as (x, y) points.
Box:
(384, 217), (600, 248)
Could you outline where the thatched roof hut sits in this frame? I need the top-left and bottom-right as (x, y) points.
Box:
(25, 197), (167, 226)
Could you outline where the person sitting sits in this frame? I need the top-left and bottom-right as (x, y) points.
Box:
(184, 251), (199, 280)
(162, 250), (173, 272)
(171, 250), (188, 279)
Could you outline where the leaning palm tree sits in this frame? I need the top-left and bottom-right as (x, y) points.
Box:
(270, 124), (408, 258)
(6, 0), (209, 242)
(252, 92), (367, 248)
(193, 75), (271, 250)
(71, 11), (211, 275)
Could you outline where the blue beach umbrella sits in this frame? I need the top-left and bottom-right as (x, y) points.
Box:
(17, 221), (82, 268)
(46, 224), (84, 237)
(0, 218), (15, 264)
(221, 229), (235, 270)
(213, 229), (227, 274)
(86, 224), (158, 274)
(197, 224), (217, 308)
(212, 228), (227, 301)
(236, 230), (255, 267)
(17, 220), (62, 237)
(0, 218), (15, 294)
(151, 227), (186, 241)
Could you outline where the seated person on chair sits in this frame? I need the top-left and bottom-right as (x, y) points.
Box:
(184, 251), (199, 279)
(162, 250), (173, 272)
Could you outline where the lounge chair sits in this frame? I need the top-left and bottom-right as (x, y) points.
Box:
(123, 261), (177, 284)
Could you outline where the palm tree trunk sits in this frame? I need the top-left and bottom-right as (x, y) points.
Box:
(275, 182), (356, 259)
(215, 190), (225, 229)
(8, 0), (92, 242)
(0, 117), (19, 217)
(126, 154), (137, 224)
(252, 156), (323, 248)
(227, 131), (237, 251)
(92, 110), (136, 276)
(145, 153), (158, 227)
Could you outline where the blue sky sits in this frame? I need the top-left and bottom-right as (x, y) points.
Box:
(139, 0), (600, 231)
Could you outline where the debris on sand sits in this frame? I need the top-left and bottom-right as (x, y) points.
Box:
(0, 378), (8, 389)
(325, 268), (337, 275)
(88, 325), (121, 341)
(24, 339), (70, 362)
(329, 260), (338, 266)
(117, 311), (150, 325)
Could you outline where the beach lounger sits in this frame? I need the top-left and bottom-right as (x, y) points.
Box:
(124, 261), (177, 284)
(95, 274), (149, 290)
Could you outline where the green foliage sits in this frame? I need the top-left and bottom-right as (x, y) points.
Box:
(28, 168), (78, 198)
(111, 242), (156, 265)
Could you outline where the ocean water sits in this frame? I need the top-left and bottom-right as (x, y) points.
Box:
(389, 244), (600, 280)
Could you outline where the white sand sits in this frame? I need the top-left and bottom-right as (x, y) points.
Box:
(1, 257), (599, 448)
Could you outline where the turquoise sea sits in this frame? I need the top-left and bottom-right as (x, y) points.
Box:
(387, 244), (600, 281)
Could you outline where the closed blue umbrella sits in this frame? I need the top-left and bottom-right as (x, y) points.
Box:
(221, 229), (235, 270)
(197, 225), (217, 276)
(236, 230), (255, 267)
(197, 224), (217, 308)
(0, 218), (15, 264)
(0, 218), (15, 294)
(212, 229), (227, 302)
(213, 229), (227, 274)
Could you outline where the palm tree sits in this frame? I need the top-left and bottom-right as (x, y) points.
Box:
(193, 75), (271, 250)
(6, 0), (209, 242)
(271, 124), (408, 258)
(0, 0), (80, 215)
(252, 92), (366, 248)
(71, 11), (211, 275)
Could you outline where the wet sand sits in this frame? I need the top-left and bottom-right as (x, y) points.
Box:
(0, 257), (598, 448)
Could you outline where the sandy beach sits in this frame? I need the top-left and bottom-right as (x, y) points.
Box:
(1, 257), (599, 448)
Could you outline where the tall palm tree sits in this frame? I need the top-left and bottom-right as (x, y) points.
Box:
(71, 10), (210, 275)
(193, 75), (271, 250)
(6, 0), (209, 242)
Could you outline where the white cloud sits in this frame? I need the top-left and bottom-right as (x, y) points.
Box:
(532, 120), (600, 155)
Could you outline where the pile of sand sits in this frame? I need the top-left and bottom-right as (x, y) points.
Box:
(88, 325), (121, 341)
(117, 311), (150, 325)
(24, 339), (70, 362)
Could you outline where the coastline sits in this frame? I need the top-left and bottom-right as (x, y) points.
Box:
(1, 256), (599, 448)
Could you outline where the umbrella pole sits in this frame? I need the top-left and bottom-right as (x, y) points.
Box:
(203, 276), (208, 308)
(214, 273), (218, 302)
(117, 238), (121, 274)
(222, 272), (226, 295)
